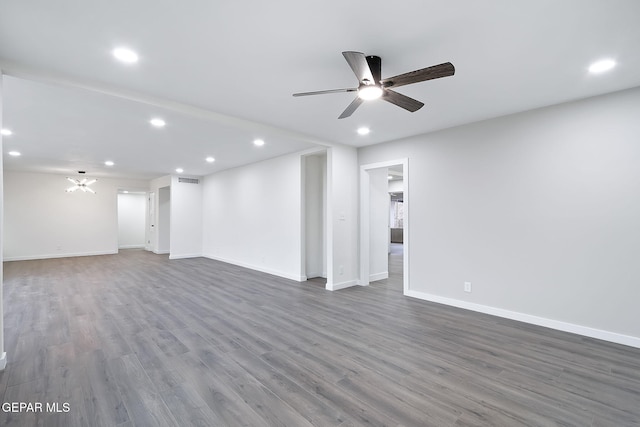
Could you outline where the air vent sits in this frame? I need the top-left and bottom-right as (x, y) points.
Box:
(178, 177), (200, 184)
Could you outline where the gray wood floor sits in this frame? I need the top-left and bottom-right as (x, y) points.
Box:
(1, 246), (639, 426)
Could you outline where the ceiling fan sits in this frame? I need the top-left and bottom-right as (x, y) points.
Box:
(293, 51), (455, 119)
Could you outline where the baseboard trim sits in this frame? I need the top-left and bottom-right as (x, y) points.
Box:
(119, 244), (145, 249)
(153, 250), (170, 255)
(369, 271), (389, 282)
(326, 280), (358, 291)
(202, 254), (305, 282)
(3, 250), (118, 262)
(169, 253), (202, 260)
(405, 289), (640, 349)
(0, 352), (7, 371)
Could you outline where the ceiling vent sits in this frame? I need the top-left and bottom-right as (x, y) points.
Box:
(178, 177), (200, 184)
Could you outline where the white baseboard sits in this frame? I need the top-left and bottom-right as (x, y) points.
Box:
(169, 253), (202, 260)
(0, 352), (7, 371)
(369, 271), (389, 282)
(202, 253), (305, 282)
(153, 250), (170, 255)
(3, 250), (118, 262)
(326, 279), (358, 291)
(118, 244), (145, 249)
(405, 289), (640, 349)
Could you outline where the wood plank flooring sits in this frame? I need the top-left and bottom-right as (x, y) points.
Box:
(1, 246), (639, 426)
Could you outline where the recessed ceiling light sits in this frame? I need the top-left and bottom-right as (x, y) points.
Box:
(206, 157), (215, 163)
(253, 139), (265, 147)
(8, 151), (21, 157)
(150, 118), (166, 127)
(1, 128), (12, 136)
(588, 59), (616, 74)
(357, 127), (370, 135)
(175, 168), (184, 173)
(113, 47), (139, 64)
(387, 175), (393, 180)
(123, 190), (129, 194)
(358, 85), (383, 100)
(105, 160), (115, 166)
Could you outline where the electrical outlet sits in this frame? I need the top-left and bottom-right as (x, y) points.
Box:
(464, 281), (472, 293)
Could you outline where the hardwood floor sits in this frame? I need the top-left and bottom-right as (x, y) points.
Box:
(1, 248), (639, 426)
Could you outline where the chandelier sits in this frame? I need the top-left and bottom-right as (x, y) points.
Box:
(66, 177), (97, 193)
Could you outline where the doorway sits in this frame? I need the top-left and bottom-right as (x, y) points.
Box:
(157, 186), (171, 254)
(360, 159), (409, 293)
(302, 151), (328, 285)
(117, 191), (147, 250)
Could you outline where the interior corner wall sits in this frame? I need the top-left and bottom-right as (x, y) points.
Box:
(202, 151), (304, 281)
(358, 87), (640, 347)
(326, 144), (359, 290)
(169, 176), (203, 259)
(3, 171), (149, 261)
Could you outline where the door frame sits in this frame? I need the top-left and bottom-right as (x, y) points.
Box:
(360, 158), (409, 293)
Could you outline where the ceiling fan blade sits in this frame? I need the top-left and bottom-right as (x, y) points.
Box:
(85, 179), (97, 186)
(383, 89), (424, 112)
(67, 177), (78, 184)
(293, 88), (357, 97)
(342, 51), (375, 84)
(66, 185), (79, 192)
(381, 62), (455, 88)
(338, 96), (364, 119)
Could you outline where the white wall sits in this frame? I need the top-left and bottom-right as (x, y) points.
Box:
(326, 145), (359, 290)
(358, 87), (640, 347)
(388, 179), (403, 193)
(170, 176), (203, 259)
(0, 73), (5, 368)
(369, 168), (389, 281)
(202, 152), (304, 281)
(117, 193), (146, 249)
(3, 171), (148, 260)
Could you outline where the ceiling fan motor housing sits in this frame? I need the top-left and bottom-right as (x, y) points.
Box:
(365, 55), (382, 86)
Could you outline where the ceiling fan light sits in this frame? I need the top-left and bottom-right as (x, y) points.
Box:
(358, 85), (383, 101)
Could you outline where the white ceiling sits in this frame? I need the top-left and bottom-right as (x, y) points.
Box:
(2, 0), (640, 180)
